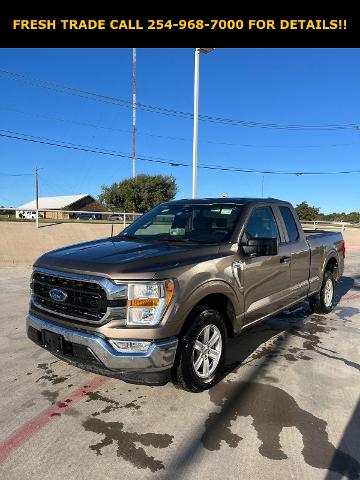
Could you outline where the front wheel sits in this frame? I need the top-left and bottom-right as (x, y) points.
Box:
(309, 270), (335, 314)
(172, 307), (227, 392)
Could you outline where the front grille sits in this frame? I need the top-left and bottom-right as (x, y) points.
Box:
(32, 271), (108, 322)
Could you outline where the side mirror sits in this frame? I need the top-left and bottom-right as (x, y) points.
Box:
(242, 238), (278, 257)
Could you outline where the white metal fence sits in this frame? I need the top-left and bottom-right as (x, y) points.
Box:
(300, 220), (352, 232)
(0, 207), (142, 229)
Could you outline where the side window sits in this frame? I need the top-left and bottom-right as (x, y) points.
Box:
(242, 206), (280, 243)
(279, 206), (299, 242)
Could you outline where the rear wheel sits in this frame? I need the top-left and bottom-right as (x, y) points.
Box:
(309, 270), (335, 314)
(172, 307), (227, 392)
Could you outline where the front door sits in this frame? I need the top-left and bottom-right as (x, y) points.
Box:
(236, 205), (292, 325)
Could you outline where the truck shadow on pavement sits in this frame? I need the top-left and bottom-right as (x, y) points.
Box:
(334, 275), (356, 299)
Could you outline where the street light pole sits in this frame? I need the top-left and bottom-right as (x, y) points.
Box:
(192, 48), (214, 199)
(132, 47), (137, 178)
(192, 48), (200, 199)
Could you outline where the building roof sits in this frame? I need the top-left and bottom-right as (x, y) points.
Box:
(16, 194), (95, 210)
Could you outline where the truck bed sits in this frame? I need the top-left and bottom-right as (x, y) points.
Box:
(303, 229), (344, 288)
(303, 229), (343, 240)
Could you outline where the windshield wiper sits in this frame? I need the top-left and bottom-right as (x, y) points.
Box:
(117, 234), (205, 244)
(117, 234), (171, 242)
(162, 236), (202, 244)
(116, 234), (144, 240)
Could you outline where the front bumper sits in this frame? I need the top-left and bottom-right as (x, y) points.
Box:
(27, 314), (178, 373)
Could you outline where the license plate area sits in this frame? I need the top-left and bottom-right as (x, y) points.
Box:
(42, 329), (64, 354)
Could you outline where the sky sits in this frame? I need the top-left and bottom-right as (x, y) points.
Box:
(0, 47), (359, 213)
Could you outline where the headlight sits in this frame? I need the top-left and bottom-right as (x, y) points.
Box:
(126, 280), (174, 326)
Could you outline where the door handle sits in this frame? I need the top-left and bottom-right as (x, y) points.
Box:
(280, 256), (291, 264)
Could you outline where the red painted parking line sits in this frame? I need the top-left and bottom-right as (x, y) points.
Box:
(0, 375), (109, 464)
(347, 245), (360, 251)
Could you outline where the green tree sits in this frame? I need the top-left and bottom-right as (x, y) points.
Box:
(99, 174), (178, 213)
(295, 201), (320, 221)
(346, 211), (360, 222)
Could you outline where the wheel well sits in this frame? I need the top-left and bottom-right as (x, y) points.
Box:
(181, 293), (236, 338)
(324, 257), (338, 278)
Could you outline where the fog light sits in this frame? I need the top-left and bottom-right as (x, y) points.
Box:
(109, 340), (151, 353)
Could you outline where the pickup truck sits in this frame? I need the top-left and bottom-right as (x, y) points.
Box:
(27, 198), (345, 392)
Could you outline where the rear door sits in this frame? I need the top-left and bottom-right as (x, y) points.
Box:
(275, 204), (310, 303)
(239, 205), (292, 325)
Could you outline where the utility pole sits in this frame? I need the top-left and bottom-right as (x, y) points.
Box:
(35, 166), (39, 228)
(192, 48), (214, 199)
(261, 176), (264, 198)
(132, 48), (137, 178)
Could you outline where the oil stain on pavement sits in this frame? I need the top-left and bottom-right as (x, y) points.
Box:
(246, 314), (360, 372)
(283, 315), (360, 372)
(202, 380), (360, 479)
(84, 390), (142, 416)
(41, 389), (59, 403)
(82, 418), (173, 472)
(85, 390), (121, 416)
(36, 362), (70, 385)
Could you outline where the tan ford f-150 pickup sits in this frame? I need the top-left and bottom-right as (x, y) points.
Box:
(27, 198), (345, 392)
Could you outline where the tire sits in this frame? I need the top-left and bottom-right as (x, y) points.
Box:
(309, 270), (335, 314)
(172, 307), (227, 392)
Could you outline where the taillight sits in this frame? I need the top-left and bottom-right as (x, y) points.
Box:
(341, 240), (346, 258)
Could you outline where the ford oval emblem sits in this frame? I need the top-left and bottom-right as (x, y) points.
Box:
(49, 288), (68, 302)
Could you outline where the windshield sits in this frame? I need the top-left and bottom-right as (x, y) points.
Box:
(120, 203), (243, 244)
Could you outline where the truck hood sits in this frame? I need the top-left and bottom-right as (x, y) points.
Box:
(34, 236), (221, 280)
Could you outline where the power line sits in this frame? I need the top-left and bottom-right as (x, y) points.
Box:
(0, 68), (132, 107)
(0, 129), (189, 164)
(0, 194), (15, 203)
(1, 128), (360, 175)
(0, 68), (358, 132)
(2, 107), (360, 150)
(0, 172), (34, 176)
